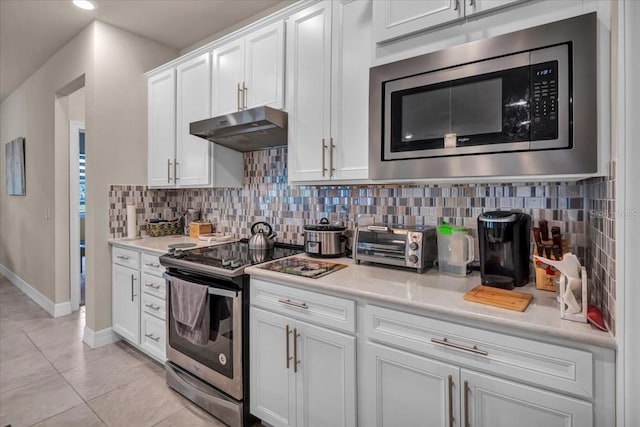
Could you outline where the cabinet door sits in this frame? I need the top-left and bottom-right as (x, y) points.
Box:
(176, 53), (212, 187)
(361, 341), (459, 427)
(295, 320), (356, 427)
(250, 308), (296, 427)
(465, 0), (525, 17)
(112, 264), (140, 344)
(330, 0), (371, 181)
(147, 69), (176, 188)
(245, 20), (285, 110)
(461, 369), (593, 427)
(372, 0), (462, 44)
(286, 1), (333, 182)
(212, 38), (245, 116)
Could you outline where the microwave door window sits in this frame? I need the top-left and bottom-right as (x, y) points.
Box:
(450, 78), (502, 139)
(391, 87), (449, 153)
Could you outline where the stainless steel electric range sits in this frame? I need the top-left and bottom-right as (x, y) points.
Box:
(159, 239), (303, 427)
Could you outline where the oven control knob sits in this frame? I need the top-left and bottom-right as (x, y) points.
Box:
(408, 255), (418, 264)
(409, 242), (419, 251)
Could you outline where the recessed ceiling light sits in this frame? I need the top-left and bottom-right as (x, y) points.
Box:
(73, 0), (95, 10)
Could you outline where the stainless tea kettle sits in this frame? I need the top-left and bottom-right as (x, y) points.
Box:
(248, 221), (277, 250)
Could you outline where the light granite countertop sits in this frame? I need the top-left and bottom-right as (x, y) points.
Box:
(246, 255), (616, 350)
(109, 235), (232, 255)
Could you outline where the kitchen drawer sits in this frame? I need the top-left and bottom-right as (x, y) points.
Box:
(142, 273), (166, 300)
(251, 278), (355, 334)
(112, 246), (140, 269)
(142, 253), (165, 277)
(142, 292), (166, 320)
(141, 313), (166, 362)
(363, 304), (594, 399)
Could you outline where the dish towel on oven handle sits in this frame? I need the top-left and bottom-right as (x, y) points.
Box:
(170, 277), (210, 346)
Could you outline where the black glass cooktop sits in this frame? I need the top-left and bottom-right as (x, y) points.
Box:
(160, 239), (304, 278)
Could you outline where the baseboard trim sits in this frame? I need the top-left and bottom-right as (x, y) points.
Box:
(0, 264), (72, 318)
(83, 326), (120, 348)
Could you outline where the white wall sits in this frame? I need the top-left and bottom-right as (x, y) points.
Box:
(0, 21), (177, 331)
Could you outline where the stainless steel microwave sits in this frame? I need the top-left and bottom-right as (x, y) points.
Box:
(369, 13), (598, 180)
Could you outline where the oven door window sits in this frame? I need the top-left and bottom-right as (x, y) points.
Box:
(389, 64), (537, 155)
(355, 230), (407, 260)
(168, 288), (236, 379)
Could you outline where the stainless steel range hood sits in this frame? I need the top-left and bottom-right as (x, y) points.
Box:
(190, 106), (287, 152)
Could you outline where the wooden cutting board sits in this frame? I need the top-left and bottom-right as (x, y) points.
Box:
(464, 285), (533, 312)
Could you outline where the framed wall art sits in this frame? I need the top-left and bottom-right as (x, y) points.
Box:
(5, 137), (26, 196)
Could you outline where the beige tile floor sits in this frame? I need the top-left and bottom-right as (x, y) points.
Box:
(0, 275), (241, 426)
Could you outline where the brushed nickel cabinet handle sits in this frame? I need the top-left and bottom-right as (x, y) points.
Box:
(237, 83), (241, 111)
(145, 303), (160, 311)
(321, 139), (327, 177)
(448, 375), (455, 427)
(293, 327), (300, 373)
(242, 81), (247, 109)
(167, 159), (172, 183)
(464, 380), (470, 427)
(286, 325), (292, 369)
(131, 274), (135, 302)
(174, 160), (179, 181)
(144, 282), (161, 290)
(431, 338), (488, 356)
(145, 333), (160, 342)
(145, 262), (161, 268)
(117, 255), (130, 260)
(469, 0), (474, 5)
(454, 0), (459, 11)
(278, 298), (309, 309)
(330, 137), (335, 177)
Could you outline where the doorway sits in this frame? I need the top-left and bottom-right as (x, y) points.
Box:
(69, 120), (85, 310)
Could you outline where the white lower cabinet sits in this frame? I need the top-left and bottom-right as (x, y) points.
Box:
(462, 369), (592, 427)
(361, 341), (458, 427)
(361, 341), (593, 427)
(250, 307), (356, 427)
(111, 246), (166, 363)
(112, 263), (140, 344)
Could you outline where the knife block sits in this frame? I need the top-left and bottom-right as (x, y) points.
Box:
(533, 239), (568, 291)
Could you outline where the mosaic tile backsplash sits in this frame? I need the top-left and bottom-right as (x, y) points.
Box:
(108, 147), (616, 334)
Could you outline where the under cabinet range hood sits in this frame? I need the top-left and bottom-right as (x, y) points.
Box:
(190, 106), (288, 152)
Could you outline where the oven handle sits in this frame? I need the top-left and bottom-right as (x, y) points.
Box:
(164, 273), (238, 299)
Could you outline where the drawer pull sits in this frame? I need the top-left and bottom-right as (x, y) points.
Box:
(145, 303), (161, 311)
(145, 262), (161, 268)
(431, 337), (488, 356)
(117, 255), (130, 260)
(278, 298), (309, 309)
(145, 283), (161, 290)
(145, 333), (160, 342)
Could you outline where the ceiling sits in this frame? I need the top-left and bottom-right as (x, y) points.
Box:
(0, 0), (289, 102)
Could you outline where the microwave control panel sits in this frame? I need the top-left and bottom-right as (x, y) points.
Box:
(531, 61), (559, 140)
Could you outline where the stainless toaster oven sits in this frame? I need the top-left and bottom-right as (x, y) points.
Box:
(354, 225), (437, 273)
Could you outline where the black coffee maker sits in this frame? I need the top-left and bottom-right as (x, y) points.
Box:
(478, 211), (531, 289)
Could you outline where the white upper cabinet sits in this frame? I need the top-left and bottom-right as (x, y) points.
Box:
(287, 0), (372, 183)
(147, 53), (243, 189)
(212, 20), (285, 116)
(147, 69), (176, 187)
(373, 0), (462, 43)
(373, 0), (524, 43)
(176, 53), (213, 187)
